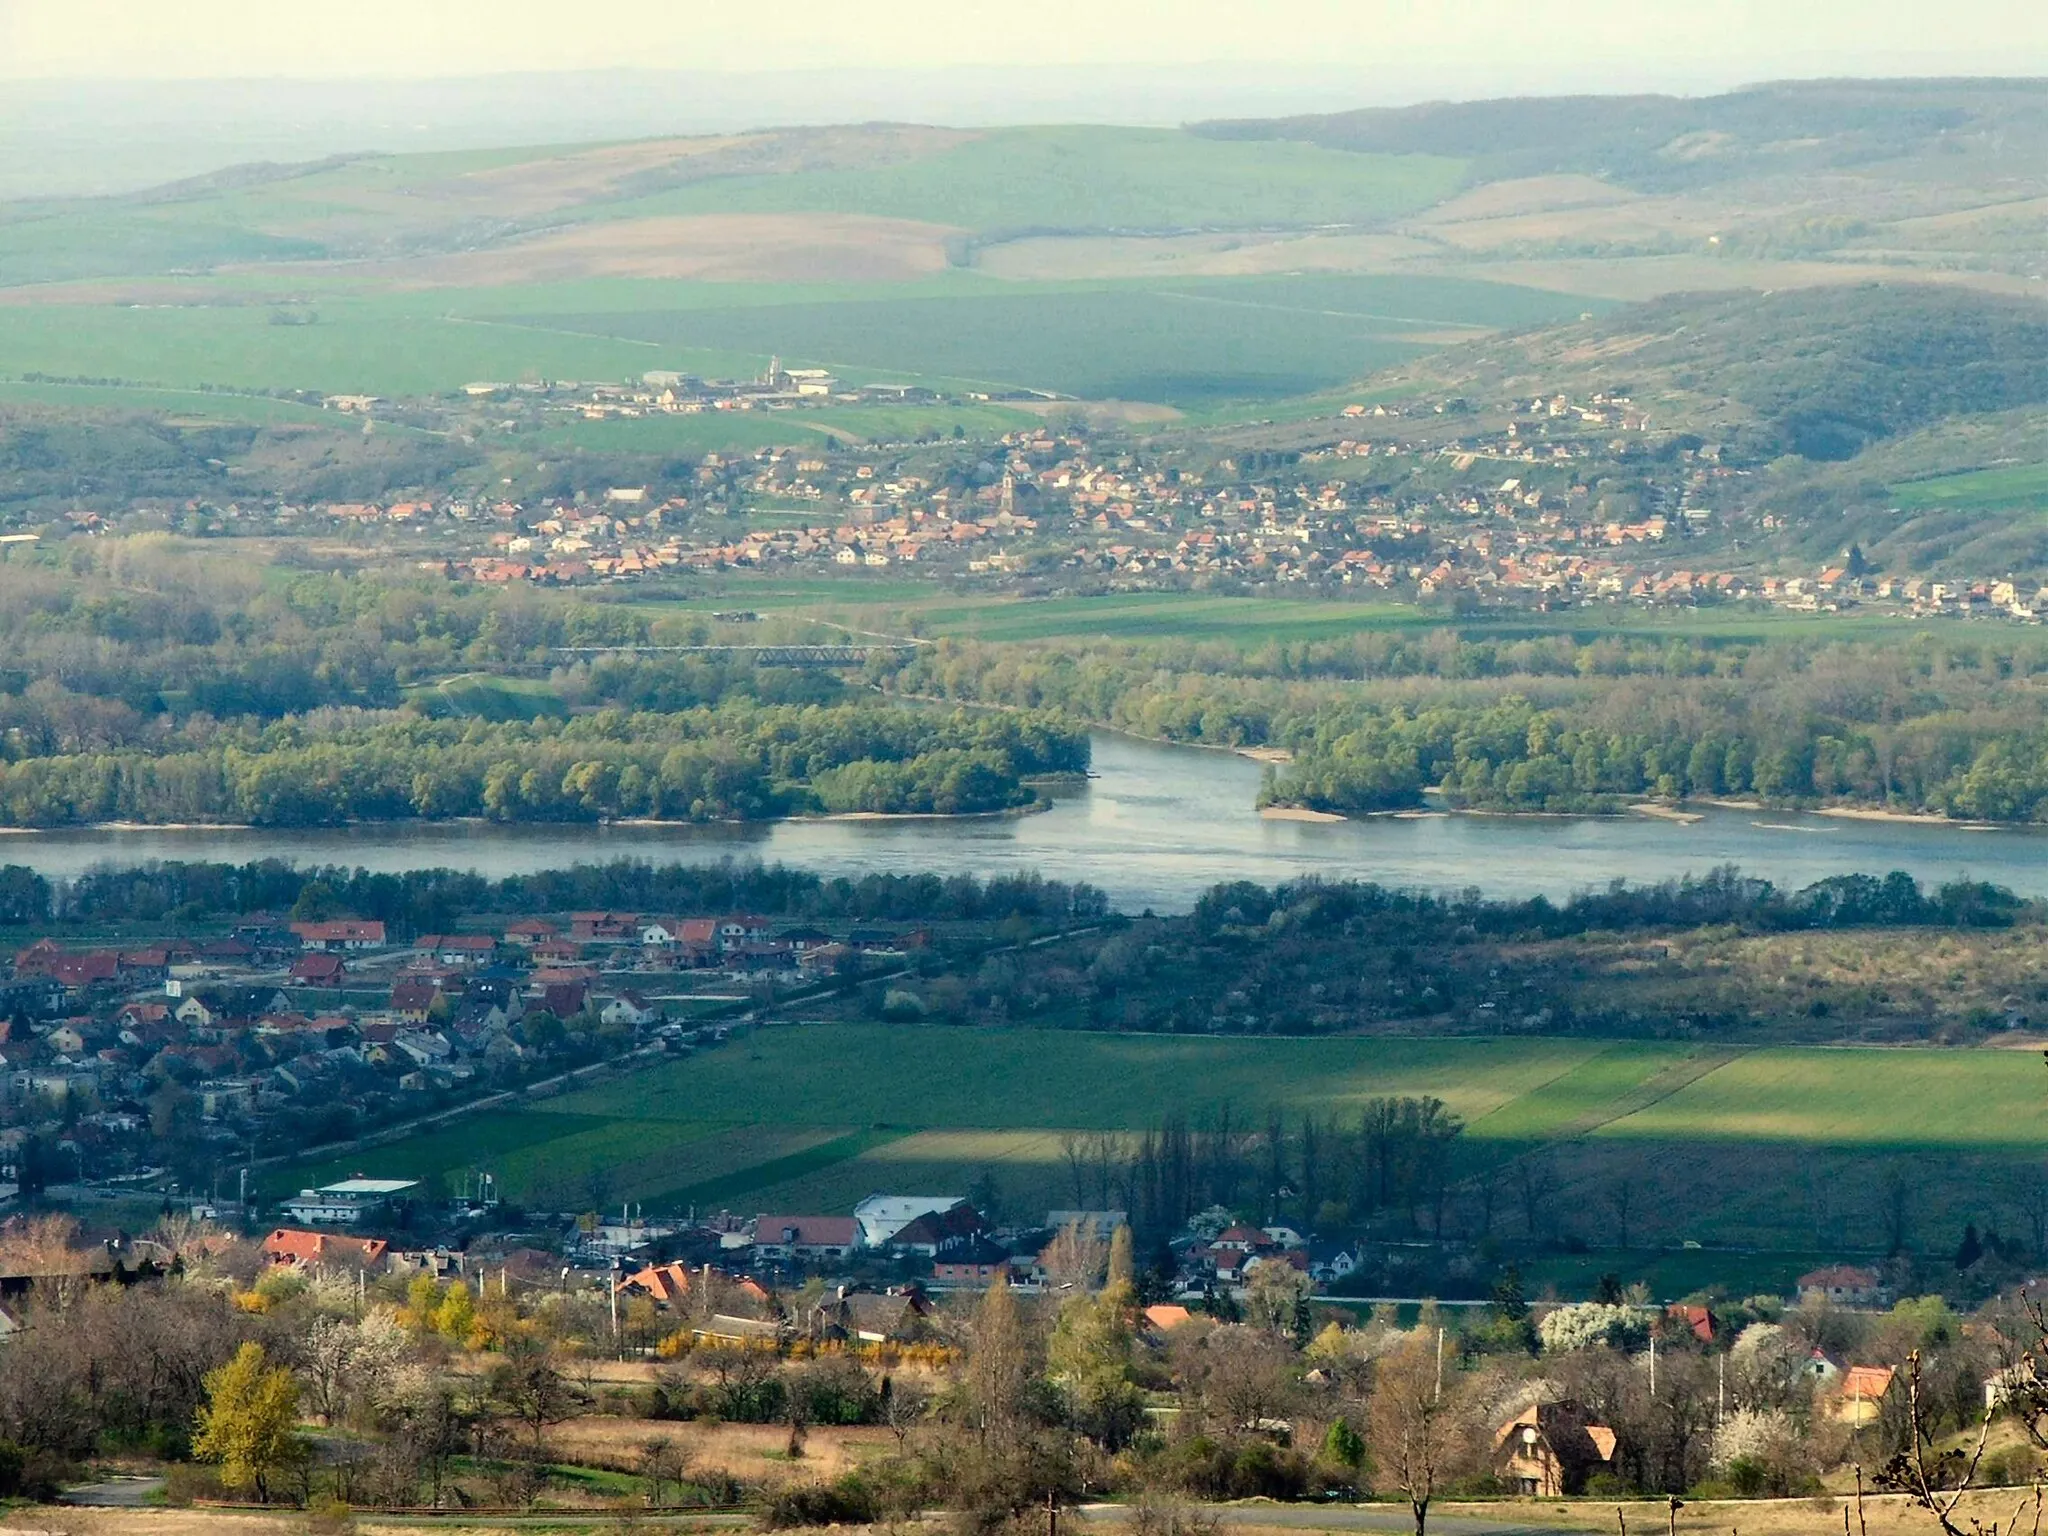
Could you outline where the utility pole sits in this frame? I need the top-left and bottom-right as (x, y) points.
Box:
(1649, 1330), (1657, 1398)
(1435, 1326), (1445, 1402)
(1717, 1352), (1725, 1425)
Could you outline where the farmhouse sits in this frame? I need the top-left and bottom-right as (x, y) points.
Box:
(291, 921), (388, 952)
(752, 1215), (859, 1264)
(1798, 1265), (1886, 1307)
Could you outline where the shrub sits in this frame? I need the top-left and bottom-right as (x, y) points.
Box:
(761, 1474), (881, 1528)
(1226, 1440), (1309, 1500)
(164, 1462), (229, 1506)
(306, 1494), (358, 1534)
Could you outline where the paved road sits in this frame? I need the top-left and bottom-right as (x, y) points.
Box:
(57, 1475), (167, 1506)
(1082, 1503), (1594, 1536)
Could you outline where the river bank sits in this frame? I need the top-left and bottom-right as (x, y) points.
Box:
(5, 733), (2048, 912)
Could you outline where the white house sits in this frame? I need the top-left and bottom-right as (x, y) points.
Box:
(854, 1194), (965, 1248)
(279, 1178), (419, 1227)
(600, 993), (657, 1028)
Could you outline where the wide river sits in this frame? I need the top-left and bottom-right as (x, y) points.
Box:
(8, 732), (2048, 913)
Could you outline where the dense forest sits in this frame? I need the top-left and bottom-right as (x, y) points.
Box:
(27, 541), (2048, 826)
(0, 548), (1084, 825)
(881, 628), (2048, 820)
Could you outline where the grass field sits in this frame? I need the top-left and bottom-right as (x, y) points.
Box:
(522, 273), (1595, 406)
(597, 127), (1468, 233)
(626, 582), (1947, 649)
(1894, 460), (2048, 510)
(0, 271), (1592, 408)
(281, 1025), (2048, 1272)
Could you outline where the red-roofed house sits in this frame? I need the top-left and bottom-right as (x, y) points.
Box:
(291, 953), (347, 985)
(292, 921), (387, 952)
(1666, 1304), (1719, 1344)
(1798, 1266), (1885, 1307)
(1835, 1365), (1897, 1426)
(618, 1261), (698, 1305)
(416, 934), (496, 967)
(753, 1216), (859, 1263)
(263, 1228), (390, 1270)
(569, 912), (640, 941)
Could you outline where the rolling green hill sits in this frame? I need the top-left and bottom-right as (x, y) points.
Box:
(0, 124), (1465, 290)
(597, 126), (1468, 233)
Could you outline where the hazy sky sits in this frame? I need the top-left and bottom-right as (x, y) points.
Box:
(4, 0), (2046, 83)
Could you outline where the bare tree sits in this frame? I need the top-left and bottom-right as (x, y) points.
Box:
(882, 1374), (933, 1452)
(1367, 1334), (1478, 1536)
(1610, 1177), (1636, 1251)
(1060, 1134), (1089, 1208)
(1517, 1153), (1556, 1239)
(1881, 1162), (1916, 1254)
(637, 1436), (690, 1508)
(1041, 1219), (1109, 1294)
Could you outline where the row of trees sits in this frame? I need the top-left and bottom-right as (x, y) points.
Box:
(1101, 1098), (1465, 1240)
(0, 702), (1088, 826)
(0, 855), (1110, 935)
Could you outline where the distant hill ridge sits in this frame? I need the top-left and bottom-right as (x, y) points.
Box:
(1194, 77), (2048, 190)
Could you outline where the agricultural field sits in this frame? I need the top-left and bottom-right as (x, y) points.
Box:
(285, 1024), (2048, 1265)
(628, 578), (1939, 649)
(592, 127), (1468, 234)
(0, 269), (1593, 411)
(1893, 460), (2048, 511)
(522, 273), (1597, 406)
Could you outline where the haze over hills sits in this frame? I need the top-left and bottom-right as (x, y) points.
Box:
(0, 65), (1405, 201)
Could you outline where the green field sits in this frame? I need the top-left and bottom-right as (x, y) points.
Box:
(626, 582), (1946, 649)
(1894, 461), (2048, 510)
(523, 274), (1596, 406)
(0, 272), (1592, 408)
(0, 128), (1468, 288)
(282, 1026), (2048, 1269)
(594, 128), (1468, 233)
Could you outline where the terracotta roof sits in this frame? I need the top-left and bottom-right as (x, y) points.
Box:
(292, 920), (386, 944)
(755, 1215), (858, 1247)
(1800, 1265), (1880, 1290)
(263, 1228), (389, 1268)
(1841, 1365), (1896, 1400)
(620, 1261), (696, 1303)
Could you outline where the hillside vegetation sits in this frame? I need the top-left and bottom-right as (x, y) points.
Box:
(1197, 78), (2048, 194)
(1393, 283), (2048, 460)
